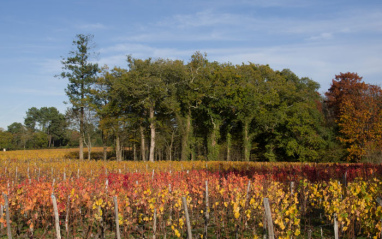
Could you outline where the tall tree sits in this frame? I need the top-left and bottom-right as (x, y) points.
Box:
(325, 72), (364, 120)
(156, 60), (183, 161)
(276, 69), (326, 162)
(234, 63), (264, 161)
(92, 65), (114, 160)
(338, 85), (382, 161)
(59, 34), (99, 159)
(94, 66), (132, 161)
(177, 52), (208, 161)
(326, 73), (382, 161)
(24, 107), (40, 130)
(126, 57), (175, 162)
(201, 62), (236, 161)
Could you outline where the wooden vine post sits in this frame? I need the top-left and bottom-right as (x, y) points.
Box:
(290, 181), (295, 196)
(51, 193), (61, 239)
(65, 195), (71, 238)
(205, 180), (209, 238)
(334, 213), (339, 239)
(244, 180), (251, 230)
(168, 184), (173, 222)
(2, 193), (12, 239)
(0, 204), (3, 231)
(113, 196), (121, 239)
(182, 197), (192, 239)
(263, 198), (274, 239)
(153, 208), (157, 239)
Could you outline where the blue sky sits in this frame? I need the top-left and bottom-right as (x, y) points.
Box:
(1, 0), (381, 130)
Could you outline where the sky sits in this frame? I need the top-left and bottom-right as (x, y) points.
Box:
(1, 0), (381, 130)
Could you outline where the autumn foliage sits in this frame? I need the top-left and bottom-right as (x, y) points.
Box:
(1, 153), (382, 238)
(325, 72), (382, 161)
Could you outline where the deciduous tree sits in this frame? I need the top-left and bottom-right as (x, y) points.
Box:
(0, 128), (13, 150)
(326, 72), (382, 161)
(24, 107), (66, 147)
(325, 72), (364, 120)
(338, 83), (382, 161)
(126, 57), (176, 162)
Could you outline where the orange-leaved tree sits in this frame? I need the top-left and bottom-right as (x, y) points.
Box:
(325, 72), (365, 120)
(326, 72), (382, 161)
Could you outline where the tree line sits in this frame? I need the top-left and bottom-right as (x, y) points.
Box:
(1, 34), (381, 163)
(0, 107), (87, 150)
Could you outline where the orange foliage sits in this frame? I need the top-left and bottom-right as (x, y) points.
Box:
(326, 72), (382, 161)
(0, 156), (382, 237)
(338, 83), (382, 161)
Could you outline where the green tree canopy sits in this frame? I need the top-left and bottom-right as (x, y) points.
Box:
(59, 34), (99, 159)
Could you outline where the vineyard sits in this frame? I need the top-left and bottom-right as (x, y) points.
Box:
(1, 149), (382, 238)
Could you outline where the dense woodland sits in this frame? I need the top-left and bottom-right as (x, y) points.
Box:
(1, 34), (382, 163)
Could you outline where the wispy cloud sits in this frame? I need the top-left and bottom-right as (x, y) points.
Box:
(100, 43), (156, 54)
(207, 41), (382, 90)
(307, 32), (333, 41)
(7, 87), (65, 97)
(115, 30), (237, 43)
(157, 10), (240, 28)
(36, 58), (63, 74)
(112, 6), (382, 47)
(80, 1), (382, 93)
(237, 0), (310, 8)
(274, 9), (382, 37)
(99, 44), (192, 67)
(76, 23), (107, 30)
(98, 54), (127, 68)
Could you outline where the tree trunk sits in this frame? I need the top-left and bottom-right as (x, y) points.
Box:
(168, 130), (175, 161)
(87, 133), (91, 160)
(181, 109), (192, 161)
(140, 126), (146, 161)
(243, 120), (251, 161)
(48, 134), (52, 148)
(208, 120), (220, 161)
(102, 130), (107, 160)
(209, 130), (216, 160)
(79, 107), (84, 160)
(116, 135), (122, 161)
(133, 143), (137, 161)
(149, 106), (155, 162)
(227, 132), (231, 161)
